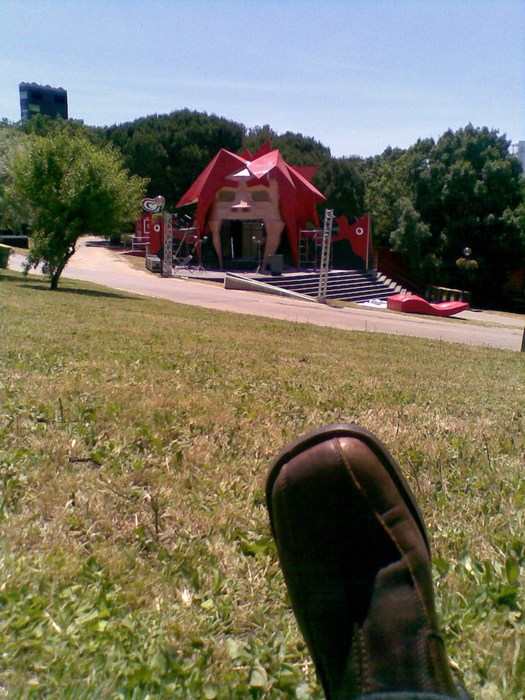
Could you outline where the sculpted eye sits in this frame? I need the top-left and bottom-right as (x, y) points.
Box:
(218, 190), (235, 202)
(251, 190), (269, 202)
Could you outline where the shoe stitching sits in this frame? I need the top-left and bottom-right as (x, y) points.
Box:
(357, 624), (371, 694)
(427, 631), (457, 696)
(341, 623), (368, 700)
(417, 626), (434, 693)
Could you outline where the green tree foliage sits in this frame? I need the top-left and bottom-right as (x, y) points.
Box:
(0, 121), (27, 226)
(367, 126), (525, 304)
(390, 197), (434, 278)
(242, 124), (331, 166)
(19, 114), (107, 148)
(3, 124), (146, 289)
(364, 147), (412, 246)
(104, 110), (245, 208)
(417, 126), (524, 302)
(316, 156), (367, 219)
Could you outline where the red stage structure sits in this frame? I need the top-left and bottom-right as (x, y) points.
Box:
(136, 144), (375, 273)
(176, 142), (326, 269)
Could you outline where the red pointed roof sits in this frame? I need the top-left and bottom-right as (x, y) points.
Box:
(177, 148), (248, 207)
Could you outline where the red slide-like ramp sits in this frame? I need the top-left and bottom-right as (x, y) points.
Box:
(387, 293), (469, 317)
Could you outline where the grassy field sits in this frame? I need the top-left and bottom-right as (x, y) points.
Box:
(1, 269), (524, 699)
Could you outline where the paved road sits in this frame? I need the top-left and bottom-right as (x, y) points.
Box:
(9, 239), (525, 352)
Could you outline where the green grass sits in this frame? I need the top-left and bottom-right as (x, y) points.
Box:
(1, 269), (524, 699)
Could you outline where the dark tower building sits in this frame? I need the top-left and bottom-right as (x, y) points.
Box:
(19, 82), (68, 121)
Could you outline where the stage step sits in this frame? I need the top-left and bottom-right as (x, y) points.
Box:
(252, 270), (403, 303)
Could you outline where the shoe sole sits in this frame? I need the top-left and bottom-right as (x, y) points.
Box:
(266, 423), (430, 554)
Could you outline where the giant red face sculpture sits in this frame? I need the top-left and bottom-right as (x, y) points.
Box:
(177, 143), (325, 269)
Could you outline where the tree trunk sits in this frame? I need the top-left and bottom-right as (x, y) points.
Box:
(50, 245), (75, 290)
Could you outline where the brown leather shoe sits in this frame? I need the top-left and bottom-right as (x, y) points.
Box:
(266, 424), (463, 699)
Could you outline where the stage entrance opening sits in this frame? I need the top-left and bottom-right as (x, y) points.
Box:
(220, 220), (265, 270)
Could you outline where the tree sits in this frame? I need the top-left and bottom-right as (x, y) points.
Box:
(364, 126), (525, 305)
(243, 125), (332, 167)
(104, 110), (245, 208)
(389, 197), (435, 279)
(316, 156), (367, 220)
(4, 124), (146, 289)
(0, 120), (27, 228)
(416, 126), (525, 302)
(364, 147), (414, 246)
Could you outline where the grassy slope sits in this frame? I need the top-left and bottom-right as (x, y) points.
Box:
(1, 270), (524, 699)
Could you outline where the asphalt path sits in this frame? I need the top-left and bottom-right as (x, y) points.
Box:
(9, 239), (525, 352)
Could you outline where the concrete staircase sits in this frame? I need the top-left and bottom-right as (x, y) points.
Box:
(253, 269), (405, 303)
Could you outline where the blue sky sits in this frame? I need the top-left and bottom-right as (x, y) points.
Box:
(1, 0), (523, 157)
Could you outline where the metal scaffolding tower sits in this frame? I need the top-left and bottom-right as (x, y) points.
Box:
(317, 209), (334, 303)
(162, 212), (173, 277)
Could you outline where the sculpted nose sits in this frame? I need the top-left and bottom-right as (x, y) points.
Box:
(232, 199), (251, 211)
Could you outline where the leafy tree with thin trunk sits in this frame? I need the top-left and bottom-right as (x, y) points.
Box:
(4, 124), (147, 289)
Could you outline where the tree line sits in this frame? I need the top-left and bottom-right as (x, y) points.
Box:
(1, 111), (524, 305)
